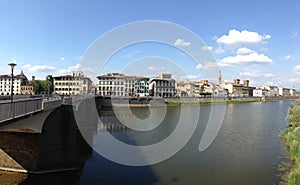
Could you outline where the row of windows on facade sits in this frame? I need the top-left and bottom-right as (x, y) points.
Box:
(57, 78), (85, 81)
(0, 81), (20, 85)
(0, 85), (19, 89)
(98, 92), (149, 96)
(55, 88), (79, 91)
(98, 86), (149, 91)
(54, 87), (86, 91)
(154, 82), (175, 86)
(54, 81), (86, 86)
(1, 92), (22, 95)
(98, 81), (149, 85)
(0, 78), (20, 81)
(98, 78), (136, 82)
(155, 88), (176, 92)
(98, 92), (125, 96)
(0, 89), (18, 92)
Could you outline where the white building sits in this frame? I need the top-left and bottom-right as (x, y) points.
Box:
(278, 87), (296, 96)
(0, 70), (33, 96)
(259, 86), (279, 96)
(97, 73), (149, 97)
(196, 80), (215, 97)
(253, 88), (263, 97)
(134, 77), (150, 97)
(0, 75), (22, 96)
(53, 71), (93, 95)
(176, 81), (195, 97)
(213, 87), (228, 97)
(149, 73), (176, 98)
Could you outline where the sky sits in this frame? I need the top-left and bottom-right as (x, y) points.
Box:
(0, 0), (299, 89)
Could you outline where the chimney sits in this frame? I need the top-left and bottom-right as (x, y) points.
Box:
(234, 79), (240, 85)
(243, 80), (249, 87)
(32, 76), (35, 83)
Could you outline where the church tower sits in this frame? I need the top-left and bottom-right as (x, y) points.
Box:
(218, 70), (222, 86)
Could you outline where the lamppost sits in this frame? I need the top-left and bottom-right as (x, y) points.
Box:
(8, 63), (16, 103)
(47, 76), (51, 101)
(8, 63), (16, 118)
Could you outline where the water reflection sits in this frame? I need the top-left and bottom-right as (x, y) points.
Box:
(79, 101), (292, 185)
(0, 101), (294, 185)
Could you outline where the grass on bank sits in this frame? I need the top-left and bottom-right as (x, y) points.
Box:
(280, 100), (300, 185)
(165, 99), (260, 106)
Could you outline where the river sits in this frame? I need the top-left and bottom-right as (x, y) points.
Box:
(8, 100), (294, 185)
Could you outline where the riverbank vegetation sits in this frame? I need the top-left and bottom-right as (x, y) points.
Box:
(165, 99), (260, 106)
(280, 100), (300, 185)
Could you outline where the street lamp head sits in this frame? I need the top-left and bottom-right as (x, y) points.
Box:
(8, 63), (17, 70)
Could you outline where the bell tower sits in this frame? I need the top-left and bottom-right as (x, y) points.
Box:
(218, 70), (222, 86)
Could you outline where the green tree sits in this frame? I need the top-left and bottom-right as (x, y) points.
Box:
(33, 80), (46, 94)
(46, 75), (54, 94)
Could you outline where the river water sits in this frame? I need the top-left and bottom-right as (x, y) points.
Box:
(6, 100), (294, 185)
(79, 101), (292, 185)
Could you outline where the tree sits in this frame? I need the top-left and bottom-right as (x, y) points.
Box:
(46, 75), (54, 94)
(33, 80), (47, 94)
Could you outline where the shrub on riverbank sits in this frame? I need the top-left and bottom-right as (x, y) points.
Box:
(280, 100), (300, 185)
(286, 100), (300, 127)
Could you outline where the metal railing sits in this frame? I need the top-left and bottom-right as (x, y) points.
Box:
(0, 98), (43, 123)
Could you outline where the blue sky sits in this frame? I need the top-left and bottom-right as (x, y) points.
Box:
(0, 0), (299, 89)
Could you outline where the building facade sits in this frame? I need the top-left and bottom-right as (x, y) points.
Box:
(279, 87), (296, 96)
(253, 88), (263, 97)
(0, 75), (22, 95)
(259, 86), (279, 96)
(224, 79), (250, 97)
(97, 73), (149, 97)
(176, 81), (195, 97)
(149, 74), (176, 98)
(53, 71), (92, 95)
(0, 70), (34, 95)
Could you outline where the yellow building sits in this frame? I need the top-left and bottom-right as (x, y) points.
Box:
(21, 85), (34, 95)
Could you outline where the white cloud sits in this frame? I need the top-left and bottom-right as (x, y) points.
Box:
(236, 47), (255, 55)
(289, 78), (300, 83)
(60, 57), (65, 61)
(294, 65), (300, 74)
(292, 32), (299, 38)
(147, 66), (170, 72)
(148, 66), (157, 71)
(284, 55), (292, 60)
(214, 47), (225, 54)
(180, 75), (201, 80)
(202, 46), (213, 51)
(219, 52), (273, 65)
(239, 71), (276, 78)
(122, 50), (141, 58)
(24, 64), (56, 73)
(196, 62), (226, 70)
(260, 47), (269, 51)
(217, 29), (271, 46)
(174, 39), (191, 47)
